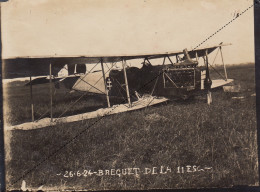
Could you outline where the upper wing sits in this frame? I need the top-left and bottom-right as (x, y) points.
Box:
(3, 43), (230, 79)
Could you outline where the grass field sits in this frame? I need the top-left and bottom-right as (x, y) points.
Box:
(4, 63), (258, 190)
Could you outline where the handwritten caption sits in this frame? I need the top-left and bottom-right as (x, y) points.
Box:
(57, 165), (212, 178)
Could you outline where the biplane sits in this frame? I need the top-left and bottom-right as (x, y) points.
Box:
(3, 43), (233, 130)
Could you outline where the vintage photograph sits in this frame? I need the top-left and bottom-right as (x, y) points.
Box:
(1, 0), (258, 191)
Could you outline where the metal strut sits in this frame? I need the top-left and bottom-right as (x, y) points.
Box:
(167, 55), (174, 65)
(49, 62), (53, 122)
(122, 59), (132, 107)
(205, 49), (212, 105)
(101, 58), (111, 108)
(220, 47), (228, 80)
(30, 76), (34, 122)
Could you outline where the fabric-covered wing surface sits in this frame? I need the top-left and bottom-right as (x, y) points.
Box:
(3, 43), (230, 78)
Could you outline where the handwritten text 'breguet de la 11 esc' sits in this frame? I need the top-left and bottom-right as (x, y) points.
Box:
(58, 165), (213, 178)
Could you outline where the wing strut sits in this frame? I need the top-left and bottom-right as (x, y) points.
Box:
(29, 76), (34, 122)
(122, 59), (132, 107)
(220, 47), (228, 81)
(167, 55), (174, 65)
(162, 56), (166, 66)
(205, 49), (212, 105)
(49, 62), (53, 122)
(101, 58), (111, 108)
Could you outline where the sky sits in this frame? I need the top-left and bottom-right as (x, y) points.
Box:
(1, 0), (255, 65)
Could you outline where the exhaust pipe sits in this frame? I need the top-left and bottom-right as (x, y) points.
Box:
(183, 48), (192, 62)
